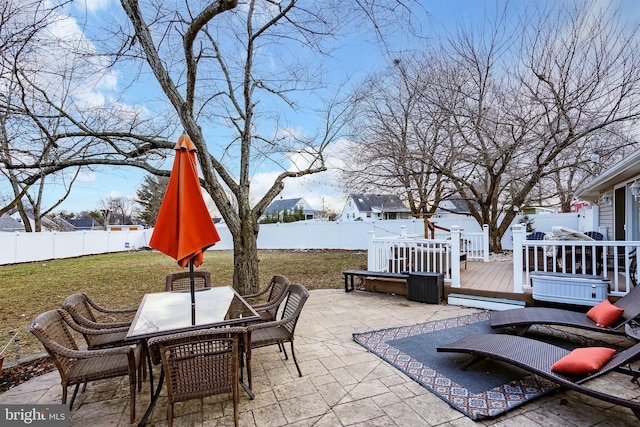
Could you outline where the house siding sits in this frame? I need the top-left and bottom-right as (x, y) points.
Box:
(599, 204), (614, 240)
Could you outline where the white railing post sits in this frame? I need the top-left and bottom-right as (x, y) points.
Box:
(512, 224), (525, 293)
(367, 231), (376, 270)
(451, 226), (461, 288)
(482, 224), (490, 262)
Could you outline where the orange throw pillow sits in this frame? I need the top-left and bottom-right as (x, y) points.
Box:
(586, 300), (624, 327)
(551, 347), (616, 377)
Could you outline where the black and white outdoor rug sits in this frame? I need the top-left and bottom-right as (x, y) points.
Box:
(352, 312), (609, 420)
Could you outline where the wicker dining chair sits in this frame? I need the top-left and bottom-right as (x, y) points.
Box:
(57, 308), (130, 350)
(148, 327), (246, 427)
(246, 283), (309, 388)
(30, 309), (144, 423)
(243, 275), (290, 321)
(165, 270), (212, 291)
(62, 292), (136, 329)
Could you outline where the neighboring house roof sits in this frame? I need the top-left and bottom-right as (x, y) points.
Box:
(264, 198), (304, 215)
(53, 216), (77, 231)
(0, 214), (25, 232)
(68, 218), (102, 230)
(10, 209), (68, 231)
(436, 197), (480, 215)
(348, 194), (411, 213)
(577, 148), (640, 199)
(262, 198), (321, 218)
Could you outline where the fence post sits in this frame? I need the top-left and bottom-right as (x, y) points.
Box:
(367, 231), (376, 270)
(512, 224), (525, 293)
(482, 224), (490, 262)
(451, 226), (461, 288)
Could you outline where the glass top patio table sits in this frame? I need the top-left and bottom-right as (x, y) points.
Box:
(126, 286), (261, 341)
(127, 286), (261, 426)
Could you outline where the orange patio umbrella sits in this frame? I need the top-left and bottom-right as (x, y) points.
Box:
(149, 132), (220, 304)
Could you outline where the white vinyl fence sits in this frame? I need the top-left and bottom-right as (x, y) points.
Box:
(0, 213), (581, 266)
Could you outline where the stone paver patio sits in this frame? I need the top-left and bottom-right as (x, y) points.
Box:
(1, 289), (639, 426)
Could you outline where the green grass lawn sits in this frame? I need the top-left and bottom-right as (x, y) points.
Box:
(0, 249), (367, 360)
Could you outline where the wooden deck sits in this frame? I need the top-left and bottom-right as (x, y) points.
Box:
(451, 259), (534, 305)
(365, 257), (629, 307)
(363, 258), (535, 305)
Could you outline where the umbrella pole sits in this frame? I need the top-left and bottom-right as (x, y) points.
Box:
(189, 257), (195, 305)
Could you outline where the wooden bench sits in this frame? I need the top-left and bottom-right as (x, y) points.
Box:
(342, 269), (408, 292)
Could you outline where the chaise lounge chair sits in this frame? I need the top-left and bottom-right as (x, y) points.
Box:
(490, 283), (640, 336)
(437, 334), (640, 420)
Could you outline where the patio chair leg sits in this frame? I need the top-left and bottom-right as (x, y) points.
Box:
(168, 402), (174, 426)
(246, 349), (252, 390)
(129, 376), (136, 423)
(281, 342), (289, 360)
(69, 384), (80, 409)
(290, 342), (302, 377)
(61, 383), (68, 405)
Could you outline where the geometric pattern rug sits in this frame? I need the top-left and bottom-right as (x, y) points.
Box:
(352, 312), (611, 420)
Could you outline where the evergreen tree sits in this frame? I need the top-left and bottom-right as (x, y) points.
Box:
(136, 175), (169, 226)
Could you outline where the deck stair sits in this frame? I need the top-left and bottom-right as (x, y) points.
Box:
(447, 293), (526, 311)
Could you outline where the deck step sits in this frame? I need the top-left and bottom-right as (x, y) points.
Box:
(447, 293), (525, 311)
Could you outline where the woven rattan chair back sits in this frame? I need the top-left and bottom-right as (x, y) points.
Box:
(165, 271), (212, 291)
(585, 231), (604, 240)
(62, 293), (135, 329)
(247, 284), (309, 387)
(63, 293), (99, 323)
(279, 283), (308, 335)
(30, 310), (79, 374)
(244, 275), (290, 321)
(526, 231), (547, 240)
(148, 327), (245, 427)
(30, 309), (142, 423)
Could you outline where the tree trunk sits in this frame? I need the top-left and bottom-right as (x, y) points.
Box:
(232, 219), (260, 295)
(489, 230), (503, 253)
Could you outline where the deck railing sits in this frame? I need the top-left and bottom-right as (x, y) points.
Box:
(367, 225), (489, 288)
(512, 225), (639, 297)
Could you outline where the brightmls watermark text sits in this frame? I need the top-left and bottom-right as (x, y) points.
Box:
(1, 405), (69, 426)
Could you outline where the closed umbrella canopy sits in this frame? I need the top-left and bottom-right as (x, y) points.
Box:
(149, 133), (220, 269)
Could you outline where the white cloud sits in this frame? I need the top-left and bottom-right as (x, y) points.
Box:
(250, 138), (351, 213)
(73, 0), (113, 14)
(73, 171), (96, 183)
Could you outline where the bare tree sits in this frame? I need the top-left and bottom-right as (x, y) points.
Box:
(115, 0), (413, 293)
(344, 56), (456, 217)
(0, 0), (422, 292)
(99, 195), (137, 226)
(349, 3), (640, 251)
(0, 0), (174, 223)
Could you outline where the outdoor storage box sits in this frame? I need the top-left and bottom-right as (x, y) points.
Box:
(407, 272), (444, 304)
(531, 272), (610, 306)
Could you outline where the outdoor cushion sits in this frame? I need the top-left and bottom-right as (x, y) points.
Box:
(551, 347), (616, 377)
(587, 300), (625, 327)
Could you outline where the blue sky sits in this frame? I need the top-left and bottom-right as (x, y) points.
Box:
(9, 0), (640, 216)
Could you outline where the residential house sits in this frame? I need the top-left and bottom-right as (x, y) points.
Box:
(341, 194), (412, 221)
(53, 216), (77, 231)
(68, 218), (103, 230)
(10, 209), (71, 232)
(521, 206), (555, 215)
(434, 197), (481, 217)
(0, 214), (25, 232)
(576, 148), (640, 241)
(260, 197), (321, 222)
